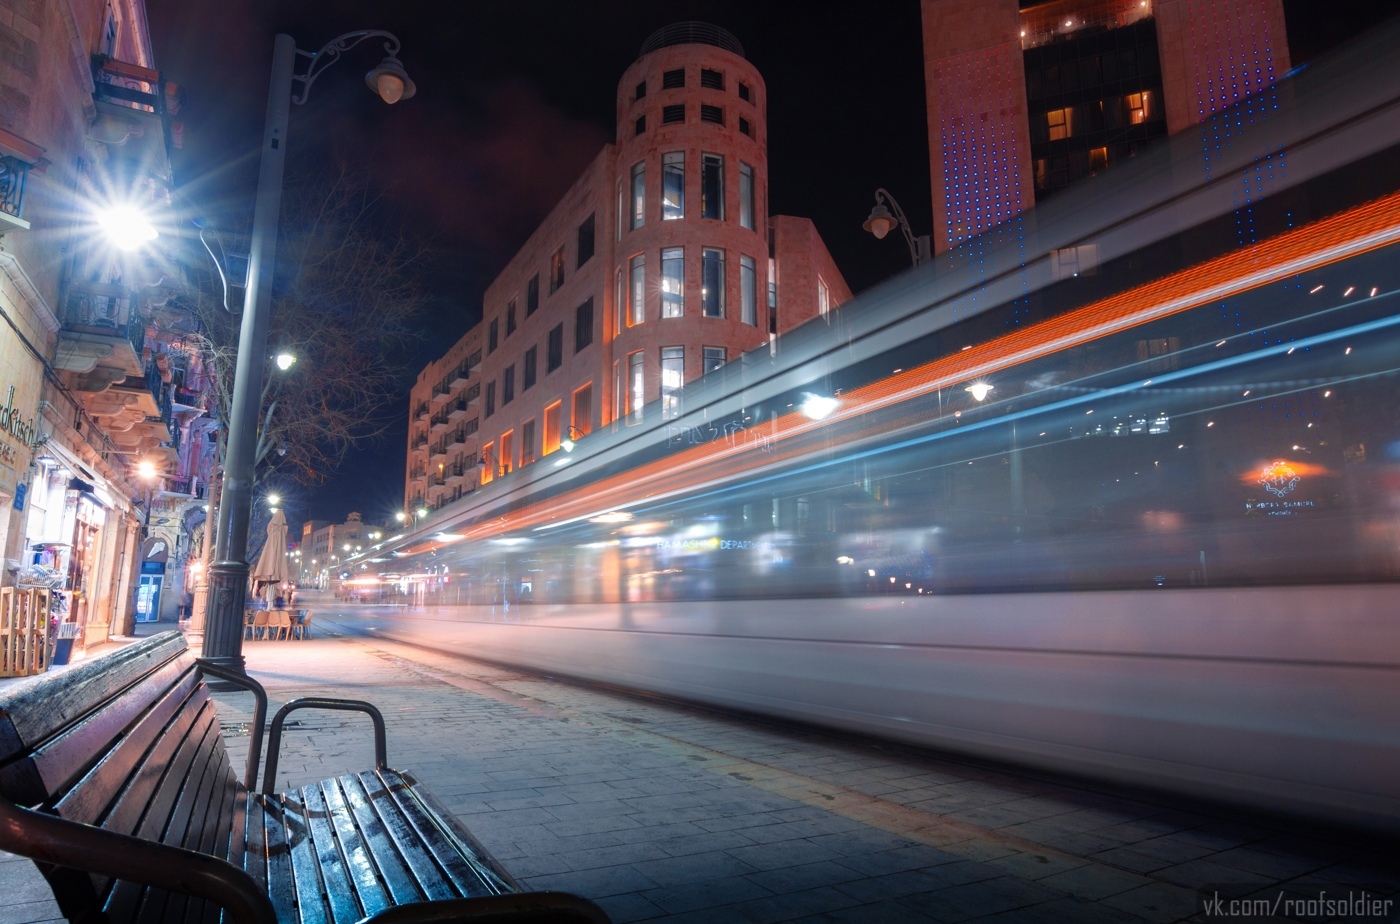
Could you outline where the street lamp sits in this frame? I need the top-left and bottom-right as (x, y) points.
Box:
(275, 351), (297, 371)
(561, 426), (586, 453)
(203, 29), (415, 676)
(863, 188), (931, 267)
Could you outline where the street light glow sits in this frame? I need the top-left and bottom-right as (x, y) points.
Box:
(800, 393), (840, 420)
(275, 352), (297, 371)
(966, 382), (994, 401)
(96, 204), (159, 251)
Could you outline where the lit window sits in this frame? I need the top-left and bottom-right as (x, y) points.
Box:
(818, 277), (830, 316)
(481, 441), (495, 483)
(1126, 91), (1147, 124)
(630, 162), (645, 230)
(628, 352), (645, 423)
(572, 383), (592, 435)
(1089, 147), (1108, 173)
(739, 162), (754, 230)
(1047, 107), (1070, 140)
(630, 254), (645, 326)
(702, 248), (725, 318)
(702, 153), (723, 220)
(740, 254), (756, 326)
(543, 402), (562, 455)
(499, 430), (514, 474)
(661, 346), (684, 420)
(520, 419), (536, 466)
(662, 152), (684, 220)
(661, 247), (683, 318)
(1052, 243), (1099, 279)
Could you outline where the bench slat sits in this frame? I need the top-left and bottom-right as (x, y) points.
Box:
(101, 700), (223, 922)
(374, 770), (515, 898)
(55, 661), (202, 825)
(0, 634), (186, 763)
(338, 772), (434, 905)
(256, 797), (300, 924)
(301, 784), (365, 924)
(163, 729), (238, 924)
(320, 776), (394, 918)
(282, 789), (336, 924)
(3, 654), (192, 805)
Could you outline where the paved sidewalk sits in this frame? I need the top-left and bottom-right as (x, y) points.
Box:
(2, 625), (1397, 923)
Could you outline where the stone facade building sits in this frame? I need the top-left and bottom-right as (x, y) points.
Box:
(0, 0), (209, 657)
(406, 23), (850, 514)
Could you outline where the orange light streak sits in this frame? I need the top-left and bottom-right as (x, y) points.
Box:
(454, 190), (1400, 546)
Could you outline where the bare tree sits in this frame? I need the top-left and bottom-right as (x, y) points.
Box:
(176, 165), (428, 489)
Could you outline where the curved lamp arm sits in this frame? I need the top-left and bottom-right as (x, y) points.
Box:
(872, 188), (926, 267)
(291, 31), (407, 105)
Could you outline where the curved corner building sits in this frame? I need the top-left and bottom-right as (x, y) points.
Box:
(404, 23), (852, 516)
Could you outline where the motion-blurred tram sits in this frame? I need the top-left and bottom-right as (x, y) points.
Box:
(344, 23), (1400, 831)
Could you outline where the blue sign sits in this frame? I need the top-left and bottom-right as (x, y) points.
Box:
(12, 482), (24, 511)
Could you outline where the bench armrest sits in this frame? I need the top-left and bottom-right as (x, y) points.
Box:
(198, 659), (269, 791)
(264, 697), (388, 795)
(0, 798), (276, 924)
(357, 892), (611, 923)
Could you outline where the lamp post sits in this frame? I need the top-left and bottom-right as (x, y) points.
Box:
(202, 30), (415, 675)
(863, 188), (931, 267)
(560, 426), (586, 453)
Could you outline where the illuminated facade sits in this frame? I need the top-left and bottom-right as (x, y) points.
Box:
(406, 23), (850, 514)
(921, 0), (1290, 252)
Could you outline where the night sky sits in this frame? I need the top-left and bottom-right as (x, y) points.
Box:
(145, 0), (1395, 534)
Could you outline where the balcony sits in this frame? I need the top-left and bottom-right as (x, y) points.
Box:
(464, 382), (481, 406)
(447, 398), (469, 419)
(445, 463), (468, 484)
(431, 381), (451, 404)
(462, 417), (479, 437)
(0, 127), (44, 232)
(55, 280), (145, 389)
(449, 363), (470, 387)
(467, 349), (482, 370)
(90, 55), (173, 188)
(429, 412), (449, 433)
(428, 443), (447, 463)
(414, 401), (430, 421)
(412, 434), (429, 450)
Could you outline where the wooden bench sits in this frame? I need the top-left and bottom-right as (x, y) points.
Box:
(0, 632), (609, 924)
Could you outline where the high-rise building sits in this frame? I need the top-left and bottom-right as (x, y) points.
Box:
(407, 23), (851, 514)
(921, 0), (1290, 252)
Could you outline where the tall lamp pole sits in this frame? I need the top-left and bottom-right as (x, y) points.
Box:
(863, 187), (931, 267)
(201, 31), (415, 673)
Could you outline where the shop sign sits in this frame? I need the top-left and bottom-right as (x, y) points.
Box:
(0, 383), (40, 467)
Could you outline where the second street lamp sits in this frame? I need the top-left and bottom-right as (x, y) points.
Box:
(202, 30), (415, 676)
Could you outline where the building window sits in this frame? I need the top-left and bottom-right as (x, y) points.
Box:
(739, 163), (754, 230)
(700, 68), (724, 90)
(662, 152), (684, 220)
(700, 104), (724, 125)
(527, 274), (540, 315)
(702, 248), (725, 318)
(481, 441), (495, 483)
(738, 82), (751, 102)
(740, 255), (757, 326)
(577, 213), (595, 266)
(616, 179), (624, 240)
(506, 300), (517, 336)
(661, 247), (683, 318)
(500, 430), (514, 474)
(572, 383), (592, 434)
(502, 365), (515, 405)
(768, 258), (778, 333)
(635, 115), (646, 136)
(662, 68), (684, 89)
(520, 419), (536, 466)
(1052, 244), (1099, 280)
(661, 347), (684, 419)
(549, 245), (565, 294)
(615, 267), (624, 338)
(628, 352), (645, 423)
(629, 254), (645, 326)
(523, 345), (537, 391)
(635, 80), (646, 100)
(703, 346), (726, 374)
(662, 104), (684, 124)
(1046, 107), (1070, 141)
(1089, 146), (1108, 174)
(543, 401), (562, 455)
(485, 381), (496, 417)
(701, 153), (723, 220)
(630, 162), (645, 230)
(817, 277), (830, 316)
(547, 323), (563, 372)
(575, 297), (594, 353)
(1126, 91), (1147, 124)
(488, 318), (499, 353)
(739, 117), (751, 137)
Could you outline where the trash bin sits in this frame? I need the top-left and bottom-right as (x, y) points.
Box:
(50, 622), (82, 667)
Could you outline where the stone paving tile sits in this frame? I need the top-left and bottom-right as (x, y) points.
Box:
(834, 862), (1006, 902)
(1038, 863), (1154, 901)
(1097, 881), (1201, 923)
(640, 875), (775, 914)
(904, 876), (1066, 922)
(728, 885), (865, 923)
(593, 891), (667, 924)
(630, 850), (763, 887)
